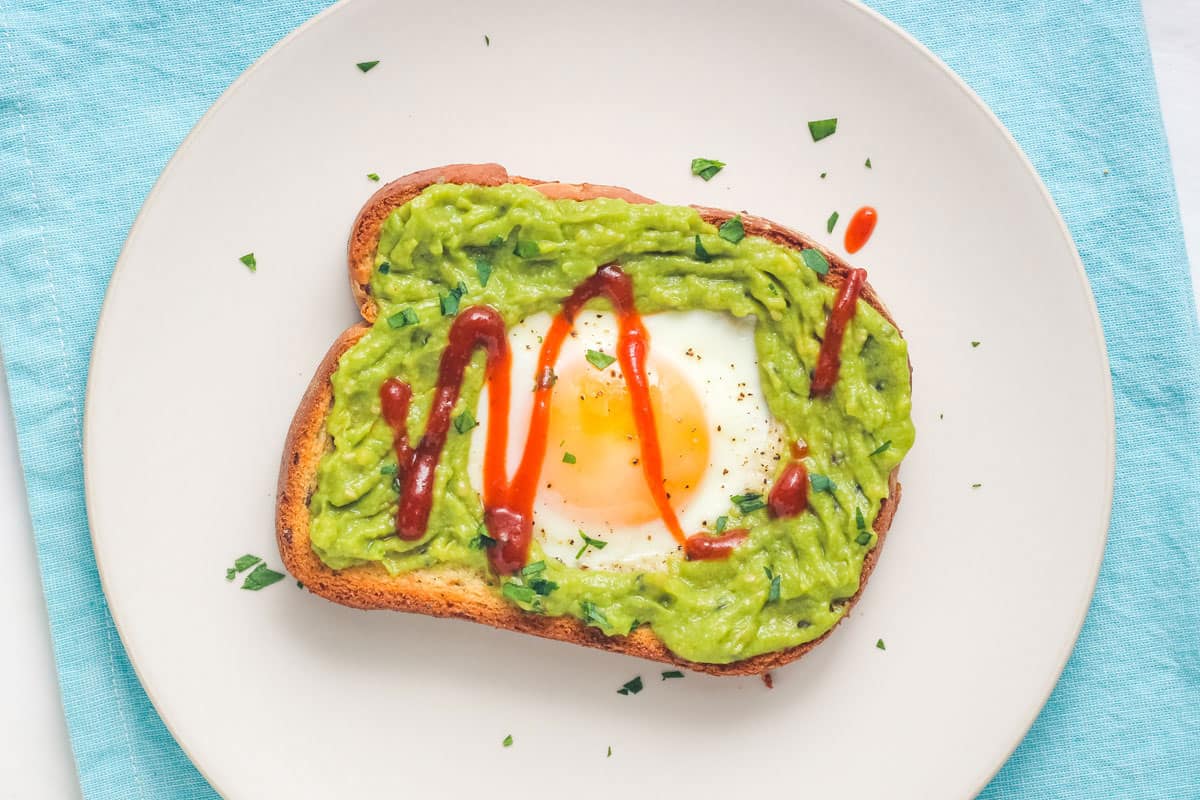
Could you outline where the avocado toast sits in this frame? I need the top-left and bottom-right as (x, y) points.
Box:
(277, 163), (913, 675)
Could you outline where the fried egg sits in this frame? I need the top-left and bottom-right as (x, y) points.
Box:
(468, 310), (784, 571)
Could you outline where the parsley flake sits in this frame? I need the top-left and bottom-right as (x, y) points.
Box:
(502, 734), (513, 747)
(380, 464), (397, 476)
(876, 638), (886, 651)
(521, 561), (547, 577)
(718, 215), (745, 244)
(972, 483), (982, 489)
(225, 568), (236, 581)
(581, 600), (609, 627)
(484, 35), (491, 46)
(585, 349), (617, 370)
(855, 532), (872, 546)
(694, 235), (712, 263)
(661, 670), (684, 680)
(356, 60), (380, 73)
(617, 676), (643, 695)
(731, 492), (766, 514)
(855, 507), (866, 531)
(440, 282), (467, 316)
(865, 158), (872, 169)
(690, 157), (726, 181)
(469, 527), (497, 550)
(238, 252), (257, 272)
(513, 240), (540, 258)
(971, 341), (981, 348)
(810, 473), (836, 493)
(715, 515), (729, 533)
(827, 211), (839, 234)
(367, 172), (380, 181)
(502, 581), (536, 605)
(800, 248), (830, 275)
(387, 307), (418, 328)
(808, 117), (838, 141)
(575, 530), (609, 559)
(453, 410), (477, 434)
(607, 746), (612, 758)
(765, 568), (781, 603)
(562, 452), (577, 464)
(870, 440), (892, 456)
(378, 261), (390, 274)
(475, 257), (492, 287)
(241, 563), (285, 591)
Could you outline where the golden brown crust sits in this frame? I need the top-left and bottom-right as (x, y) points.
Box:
(283, 165), (905, 676)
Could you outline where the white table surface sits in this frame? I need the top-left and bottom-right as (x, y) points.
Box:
(1, 4), (1196, 796)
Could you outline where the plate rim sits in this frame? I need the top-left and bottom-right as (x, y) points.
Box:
(82, 0), (1117, 796)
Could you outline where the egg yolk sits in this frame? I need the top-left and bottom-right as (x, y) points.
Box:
(543, 357), (710, 527)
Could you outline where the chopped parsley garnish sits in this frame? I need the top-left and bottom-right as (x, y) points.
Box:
(469, 527), (497, 549)
(809, 473), (836, 493)
(585, 349), (616, 370)
(513, 239), (540, 258)
(820, 172), (828, 179)
(826, 211), (839, 234)
(718, 215), (745, 244)
(607, 746), (612, 758)
(575, 530), (609, 559)
(378, 261), (391, 274)
(855, 507), (866, 531)
(225, 568), (235, 581)
(808, 117), (838, 141)
(876, 638), (886, 651)
(616, 676), (643, 695)
(233, 554), (260, 572)
(694, 234), (712, 263)
(484, 35), (491, 46)
(502, 581), (536, 605)
(380, 464), (397, 476)
(440, 281), (467, 316)
(690, 157), (726, 181)
(972, 483), (982, 489)
(715, 515), (729, 533)
(855, 532), (872, 546)
(356, 60), (380, 73)
(581, 600), (609, 627)
(528, 577), (558, 596)
(661, 670), (684, 680)
(971, 341), (981, 348)
(367, 172), (380, 181)
(869, 440), (892, 456)
(521, 560), (547, 578)
(562, 452), (577, 464)
(731, 492), (766, 514)
(765, 567), (781, 602)
(502, 734), (513, 747)
(453, 410), (477, 434)
(242, 563), (286, 591)
(475, 257), (492, 287)
(387, 307), (419, 328)
(489, 235), (505, 247)
(800, 248), (830, 275)
(239, 252), (257, 272)
(865, 158), (872, 169)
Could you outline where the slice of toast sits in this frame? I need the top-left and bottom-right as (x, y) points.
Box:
(277, 163), (904, 676)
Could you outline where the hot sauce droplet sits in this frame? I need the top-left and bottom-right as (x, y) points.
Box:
(844, 206), (877, 254)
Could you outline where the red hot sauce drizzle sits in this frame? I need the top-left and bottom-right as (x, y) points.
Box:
(380, 260), (862, 573)
(810, 268), (867, 397)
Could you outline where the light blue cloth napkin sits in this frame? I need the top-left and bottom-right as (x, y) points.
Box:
(1, 1), (1196, 797)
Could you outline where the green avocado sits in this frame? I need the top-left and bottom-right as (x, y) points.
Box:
(308, 183), (914, 664)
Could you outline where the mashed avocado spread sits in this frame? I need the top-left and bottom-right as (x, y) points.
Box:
(308, 183), (914, 664)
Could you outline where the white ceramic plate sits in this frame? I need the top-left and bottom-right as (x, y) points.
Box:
(85, 0), (1114, 797)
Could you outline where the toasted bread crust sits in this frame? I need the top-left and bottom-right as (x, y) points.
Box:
(281, 165), (904, 675)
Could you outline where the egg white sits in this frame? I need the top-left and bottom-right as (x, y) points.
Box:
(468, 310), (783, 572)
